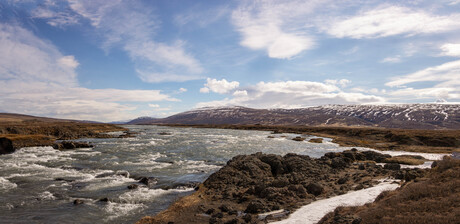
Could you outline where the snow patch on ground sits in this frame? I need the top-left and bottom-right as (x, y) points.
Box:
(273, 181), (399, 224)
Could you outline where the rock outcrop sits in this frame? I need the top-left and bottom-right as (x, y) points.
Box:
(52, 141), (94, 150)
(138, 149), (406, 224)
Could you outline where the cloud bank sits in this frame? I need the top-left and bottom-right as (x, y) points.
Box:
(0, 23), (176, 121)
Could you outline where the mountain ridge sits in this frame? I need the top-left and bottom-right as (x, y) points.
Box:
(129, 104), (460, 129)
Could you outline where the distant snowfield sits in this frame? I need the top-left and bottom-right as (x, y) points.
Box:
(272, 180), (399, 224)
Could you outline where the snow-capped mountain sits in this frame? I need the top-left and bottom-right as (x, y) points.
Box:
(132, 104), (460, 129)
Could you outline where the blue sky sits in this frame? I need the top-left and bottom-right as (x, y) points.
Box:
(1, 0), (460, 121)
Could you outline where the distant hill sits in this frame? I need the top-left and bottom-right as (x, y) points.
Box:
(129, 104), (460, 129)
(0, 113), (80, 123)
(125, 116), (160, 125)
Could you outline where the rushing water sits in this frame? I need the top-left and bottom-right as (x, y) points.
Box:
(0, 125), (441, 223)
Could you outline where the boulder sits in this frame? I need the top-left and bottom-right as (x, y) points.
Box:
(245, 200), (268, 214)
(384, 163), (401, 170)
(73, 199), (84, 205)
(292, 136), (306, 141)
(331, 157), (349, 169)
(308, 138), (323, 143)
(127, 184), (139, 190)
(53, 141), (93, 150)
(0, 137), (15, 154)
(306, 183), (323, 196)
(138, 177), (158, 187)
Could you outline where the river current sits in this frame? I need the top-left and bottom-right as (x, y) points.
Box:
(0, 125), (438, 223)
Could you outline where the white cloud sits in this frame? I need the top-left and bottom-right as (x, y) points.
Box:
(386, 60), (460, 87)
(233, 90), (248, 97)
(0, 23), (176, 122)
(148, 104), (160, 108)
(199, 87), (210, 93)
(385, 60), (460, 101)
(179, 88), (187, 93)
(440, 43), (460, 57)
(381, 56), (402, 63)
(52, 0), (203, 83)
(197, 80), (385, 108)
(324, 79), (351, 88)
(173, 5), (229, 27)
(231, 0), (320, 59)
(136, 70), (202, 83)
(200, 78), (239, 94)
(31, 4), (80, 27)
(58, 55), (80, 69)
(327, 6), (460, 39)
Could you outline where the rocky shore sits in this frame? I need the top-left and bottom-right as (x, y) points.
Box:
(0, 115), (127, 154)
(137, 149), (426, 224)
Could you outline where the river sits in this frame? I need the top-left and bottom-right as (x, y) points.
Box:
(0, 125), (437, 223)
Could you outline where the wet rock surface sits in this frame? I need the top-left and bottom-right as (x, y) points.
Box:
(139, 149), (407, 224)
(0, 137), (14, 154)
(52, 141), (94, 150)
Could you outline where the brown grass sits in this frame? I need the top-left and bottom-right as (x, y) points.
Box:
(383, 155), (426, 165)
(136, 185), (209, 224)
(318, 157), (460, 224)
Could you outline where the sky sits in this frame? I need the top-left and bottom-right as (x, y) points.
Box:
(1, 0), (460, 122)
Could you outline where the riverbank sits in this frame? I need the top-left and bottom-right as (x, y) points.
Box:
(159, 124), (460, 153)
(0, 114), (127, 154)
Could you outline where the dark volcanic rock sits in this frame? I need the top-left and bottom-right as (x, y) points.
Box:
(138, 177), (158, 187)
(199, 150), (391, 221)
(53, 141), (93, 150)
(149, 150), (407, 224)
(384, 163), (401, 170)
(127, 184), (139, 190)
(292, 136), (306, 141)
(0, 137), (15, 154)
(245, 200), (268, 214)
(73, 199), (84, 205)
(306, 183), (324, 196)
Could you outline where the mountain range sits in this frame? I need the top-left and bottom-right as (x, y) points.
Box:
(127, 104), (460, 129)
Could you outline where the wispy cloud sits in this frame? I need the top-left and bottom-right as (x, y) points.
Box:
(440, 43), (460, 57)
(174, 5), (229, 28)
(197, 80), (385, 108)
(49, 0), (204, 83)
(385, 58), (460, 101)
(326, 5), (460, 39)
(0, 23), (177, 121)
(381, 56), (402, 63)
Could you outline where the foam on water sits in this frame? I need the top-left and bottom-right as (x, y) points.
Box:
(177, 160), (222, 173)
(118, 187), (193, 204)
(273, 180), (399, 224)
(104, 202), (147, 221)
(0, 177), (17, 191)
(37, 191), (56, 201)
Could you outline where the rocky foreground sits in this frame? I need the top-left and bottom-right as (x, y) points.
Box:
(137, 149), (425, 224)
